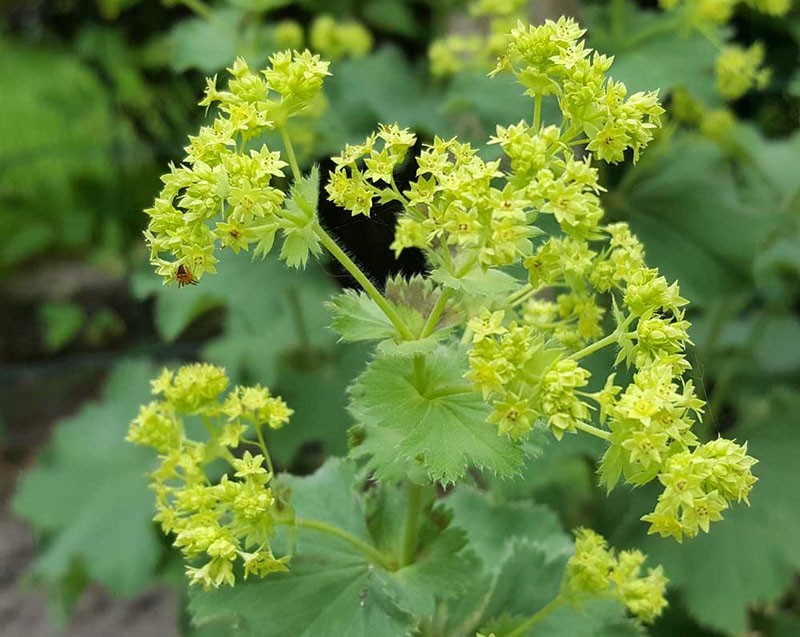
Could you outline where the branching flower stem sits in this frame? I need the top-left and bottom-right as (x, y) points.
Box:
(575, 420), (612, 441)
(568, 331), (619, 362)
(507, 596), (565, 637)
(297, 518), (396, 571)
(279, 127), (415, 341)
(533, 93), (543, 130)
(314, 226), (415, 340)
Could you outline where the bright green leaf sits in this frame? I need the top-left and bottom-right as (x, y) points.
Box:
(614, 138), (767, 304)
(349, 347), (525, 484)
(329, 289), (396, 342)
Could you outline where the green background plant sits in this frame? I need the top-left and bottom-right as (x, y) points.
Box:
(2, 0), (799, 635)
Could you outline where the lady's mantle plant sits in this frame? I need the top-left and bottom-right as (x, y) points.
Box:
(131, 17), (757, 636)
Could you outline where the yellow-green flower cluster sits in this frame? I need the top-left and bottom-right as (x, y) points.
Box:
(659, 0), (738, 24)
(642, 438), (758, 540)
(430, 22), (757, 539)
(659, 0), (784, 102)
(144, 52), (330, 285)
(494, 18), (664, 164)
(274, 20), (305, 50)
(127, 364), (294, 589)
(716, 43), (771, 100)
(660, 0), (791, 24)
(310, 14), (372, 61)
(670, 88), (740, 150)
(428, 0), (524, 77)
(565, 529), (668, 624)
(326, 123), (417, 219)
(391, 137), (540, 268)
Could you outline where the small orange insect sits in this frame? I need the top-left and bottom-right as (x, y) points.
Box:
(176, 264), (198, 287)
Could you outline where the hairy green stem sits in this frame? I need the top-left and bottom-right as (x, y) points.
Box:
(279, 126), (302, 182)
(506, 284), (534, 306)
(315, 225), (415, 340)
(297, 518), (396, 571)
(507, 596), (565, 637)
(254, 425), (275, 475)
(401, 483), (424, 566)
(278, 126), (415, 341)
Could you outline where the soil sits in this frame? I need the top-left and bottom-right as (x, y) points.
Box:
(0, 264), (181, 637)
(0, 510), (179, 637)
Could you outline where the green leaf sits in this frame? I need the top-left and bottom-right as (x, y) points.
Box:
(443, 72), (539, 133)
(349, 420), (429, 484)
(445, 541), (640, 637)
(446, 488), (571, 571)
(752, 315), (800, 374)
(584, 5), (719, 104)
(361, 0), (418, 37)
(41, 301), (85, 352)
(329, 289), (396, 342)
(11, 360), (161, 612)
(430, 266), (521, 298)
(609, 388), (800, 635)
(349, 347), (525, 484)
(190, 459), (476, 635)
(0, 38), (139, 272)
(269, 342), (370, 465)
(169, 12), (240, 73)
(532, 599), (645, 637)
(135, 253), (366, 465)
(280, 166), (323, 269)
(323, 47), (447, 138)
(613, 137), (768, 305)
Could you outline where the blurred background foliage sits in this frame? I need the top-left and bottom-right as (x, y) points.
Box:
(1, 0), (799, 635)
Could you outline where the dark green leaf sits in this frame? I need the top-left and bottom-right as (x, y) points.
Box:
(446, 488), (571, 571)
(11, 360), (161, 609)
(191, 459), (476, 635)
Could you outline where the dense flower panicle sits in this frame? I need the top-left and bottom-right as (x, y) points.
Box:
(274, 20), (305, 50)
(413, 18), (758, 541)
(642, 439), (758, 541)
(715, 43), (770, 100)
(428, 0), (523, 77)
(127, 364), (294, 589)
(146, 51), (330, 285)
(493, 18), (664, 164)
(659, 0), (781, 102)
(309, 14), (372, 60)
(566, 529), (668, 624)
(325, 123), (418, 218)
